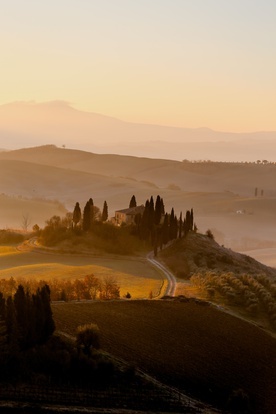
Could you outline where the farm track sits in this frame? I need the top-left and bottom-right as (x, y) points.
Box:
(147, 251), (177, 297)
(15, 239), (177, 300)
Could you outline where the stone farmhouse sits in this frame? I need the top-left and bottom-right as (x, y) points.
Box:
(115, 205), (145, 226)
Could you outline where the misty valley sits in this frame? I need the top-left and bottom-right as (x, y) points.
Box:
(0, 146), (275, 414)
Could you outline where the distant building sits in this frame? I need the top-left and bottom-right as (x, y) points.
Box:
(115, 205), (145, 225)
(236, 209), (246, 214)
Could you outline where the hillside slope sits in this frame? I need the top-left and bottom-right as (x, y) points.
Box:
(1, 145), (276, 197)
(0, 146), (276, 259)
(160, 232), (276, 280)
(160, 233), (276, 332)
(53, 300), (276, 414)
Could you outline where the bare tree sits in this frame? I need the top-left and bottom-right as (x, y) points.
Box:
(99, 276), (120, 300)
(22, 213), (31, 232)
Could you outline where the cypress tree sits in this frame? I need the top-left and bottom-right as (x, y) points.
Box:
(140, 200), (150, 240)
(183, 218), (187, 236)
(102, 201), (108, 222)
(82, 201), (91, 231)
(169, 208), (175, 240)
(0, 292), (5, 320)
(160, 198), (165, 215)
(129, 195), (137, 208)
(179, 212), (183, 238)
(0, 317), (9, 363)
(73, 202), (82, 228)
(185, 210), (191, 233)
(154, 195), (162, 225)
(162, 213), (169, 245)
(5, 296), (19, 354)
(25, 289), (36, 348)
(89, 198), (94, 224)
(33, 290), (44, 344)
(174, 216), (178, 239)
(149, 196), (155, 243)
(134, 212), (142, 231)
(39, 285), (55, 343)
(14, 285), (28, 348)
(190, 208), (194, 231)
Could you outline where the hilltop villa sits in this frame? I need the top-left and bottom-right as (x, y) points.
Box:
(115, 205), (145, 226)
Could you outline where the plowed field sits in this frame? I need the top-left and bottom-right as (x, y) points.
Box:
(53, 300), (276, 413)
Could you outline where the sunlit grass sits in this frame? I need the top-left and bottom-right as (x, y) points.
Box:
(0, 259), (166, 299)
(0, 246), (20, 256)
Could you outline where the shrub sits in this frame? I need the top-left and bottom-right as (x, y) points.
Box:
(206, 229), (214, 240)
(76, 324), (100, 356)
(227, 388), (250, 413)
(0, 230), (25, 245)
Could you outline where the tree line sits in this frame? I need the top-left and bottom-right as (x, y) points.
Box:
(0, 284), (120, 387)
(0, 284), (55, 358)
(0, 275), (120, 303)
(36, 194), (195, 256)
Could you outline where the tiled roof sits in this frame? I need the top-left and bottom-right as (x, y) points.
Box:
(116, 205), (144, 215)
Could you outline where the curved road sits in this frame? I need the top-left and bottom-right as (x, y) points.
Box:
(147, 252), (176, 297)
(16, 238), (177, 298)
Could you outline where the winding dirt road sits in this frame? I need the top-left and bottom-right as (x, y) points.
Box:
(147, 252), (176, 297)
(15, 238), (177, 298)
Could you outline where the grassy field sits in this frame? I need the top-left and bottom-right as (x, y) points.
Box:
(0, 246), (20, 256)
(0, 248), (166, 299)
(53, 300), (276, 414)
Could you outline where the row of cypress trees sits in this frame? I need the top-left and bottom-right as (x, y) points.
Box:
(0, 284), (55, 357)
(69, 194), (193, 255)
(73, 198), (108, 231)
(132, 195), (194, 252)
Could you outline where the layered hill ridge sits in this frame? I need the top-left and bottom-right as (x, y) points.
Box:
(1, 145), (276, 196)
(0, 145), (275, 265)
(1, 101), (276, 161)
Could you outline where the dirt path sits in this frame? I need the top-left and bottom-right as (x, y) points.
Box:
(147, 252), (176, 297)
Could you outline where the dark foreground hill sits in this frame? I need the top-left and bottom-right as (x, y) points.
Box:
(53, 300), (276, 414)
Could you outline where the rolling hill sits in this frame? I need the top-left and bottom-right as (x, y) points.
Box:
(1, 101), (276, 161)
(53, 300), (276, 414)
(0, 145), (275, 263)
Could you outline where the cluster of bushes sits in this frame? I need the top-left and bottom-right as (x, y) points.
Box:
(191, 272), (276, 329)
(0, 229), (25, 244)
(0, 333), (115, 386)
(0, 275), (120, 302)
(39, 215), (144, 255)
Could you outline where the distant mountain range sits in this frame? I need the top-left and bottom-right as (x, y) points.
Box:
(0, 101), (276, 162)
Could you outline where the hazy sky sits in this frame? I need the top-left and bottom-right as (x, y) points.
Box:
(1, 0), (276, 132)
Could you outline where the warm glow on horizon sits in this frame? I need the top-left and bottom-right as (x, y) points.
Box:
(1, 0), (276, 133)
